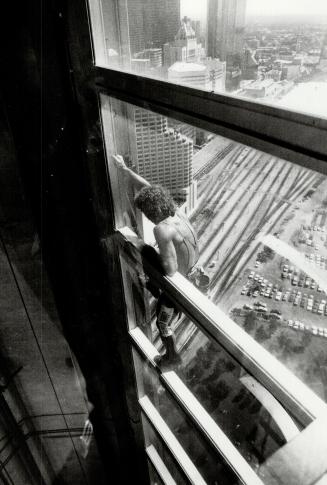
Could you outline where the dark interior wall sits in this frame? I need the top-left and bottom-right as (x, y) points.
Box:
(0, 2), (148, 484)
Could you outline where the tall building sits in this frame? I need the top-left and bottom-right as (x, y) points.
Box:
(127, 0), (180, 54)
(207, 0), (247, 63)
(163, 17), (205, 66)
(242, 48), (258, 80)
(126, 107), (195, 208)
(191, 20), (202, 40)
(132, 48), (163, 75)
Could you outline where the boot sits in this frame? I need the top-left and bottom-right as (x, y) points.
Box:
(155, 335), (182, 371)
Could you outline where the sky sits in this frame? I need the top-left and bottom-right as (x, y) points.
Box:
(180, 0), (327, 21)
(246, 0), (327, 18)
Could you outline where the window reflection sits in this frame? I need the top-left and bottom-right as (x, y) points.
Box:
(137, 352), (239, 485)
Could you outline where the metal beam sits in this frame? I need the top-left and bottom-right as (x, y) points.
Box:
(96, 68), (327, 175)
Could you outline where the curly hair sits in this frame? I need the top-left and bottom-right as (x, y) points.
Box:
(134, 185), (176, 222)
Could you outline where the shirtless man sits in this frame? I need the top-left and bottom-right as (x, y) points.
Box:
(113, 155), (199, 368)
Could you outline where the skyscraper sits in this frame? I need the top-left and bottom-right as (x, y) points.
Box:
(126, 106), (195, 209)
(163, 17), (204, 66)
(127, 0), (180, 54)
(207, 0), (247, 63)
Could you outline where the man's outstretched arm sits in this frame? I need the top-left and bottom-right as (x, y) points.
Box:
(112, 155), (150, 191)
(154, 225), (178, 277)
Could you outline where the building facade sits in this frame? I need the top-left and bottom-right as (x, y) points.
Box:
(168, 59), (226, 92)
(163, 17), (205, 67)
(207, 0), (247, 63)
(127, 107), (194, 206)
(127, 0), (180, 54)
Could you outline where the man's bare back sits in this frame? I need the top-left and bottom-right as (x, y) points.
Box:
(154, 211), (199, 277)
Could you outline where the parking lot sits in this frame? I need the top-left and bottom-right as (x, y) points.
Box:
(238, 222), (327, 337)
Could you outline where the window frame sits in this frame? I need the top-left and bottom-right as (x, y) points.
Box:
(95, 67), (327, 175)
(66, 0), (327, 482)
(119, 228), (327, 427)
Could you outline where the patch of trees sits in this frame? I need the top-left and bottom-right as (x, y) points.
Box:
(255, 325), (270, 342)
(277, 333), (305, 358)
(244, 311), (257, 332)
(256, 245), (275, 263)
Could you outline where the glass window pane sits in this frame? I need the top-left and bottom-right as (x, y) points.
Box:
(102, 95), (327, 406)
(131, 305), (302, 472)
(145, 423), (189, 485)
(148, 459), (165, 485)
(136, 352), (240, 485)
(89, 0), (327, 117)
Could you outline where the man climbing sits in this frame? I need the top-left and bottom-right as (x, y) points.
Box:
(113, 155), (199, 369)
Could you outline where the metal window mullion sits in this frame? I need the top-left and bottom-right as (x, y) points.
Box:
(117, 228), (327, 426)
(146, 445), (177, 485)
(96, 67), (327, 175)
(131, 327), (264, 485)
(146, 260), (327, 425)
(140, 396), (207, 485)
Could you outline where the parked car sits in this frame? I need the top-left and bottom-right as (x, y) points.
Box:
(257, 308), (267, 313)
(244, 304), (253, 310)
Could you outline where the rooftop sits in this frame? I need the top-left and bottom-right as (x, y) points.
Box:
(168, 61), (207, 73)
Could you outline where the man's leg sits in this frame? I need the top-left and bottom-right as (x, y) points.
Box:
(155, 295), (182, 369)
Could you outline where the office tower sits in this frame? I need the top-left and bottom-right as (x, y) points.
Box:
(131, 57), (151, 74)
(242, 48), (258, 80)
(127, 106), (195, 208)
(127, 0), (180, 54)
(131, 48), (163, 75)
(168, 59), (226, 92)
(163, 39), (203, 66)
(191, 20), (202, 41)
(207, 0), (247, 63)
(163, 17), (204, 66)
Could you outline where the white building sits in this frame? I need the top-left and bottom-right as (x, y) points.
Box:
(127, 107), (196, 210)
(163, 38), (204, 66)
(163, 17), (205, 67)
(168, 59), (226, 92)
